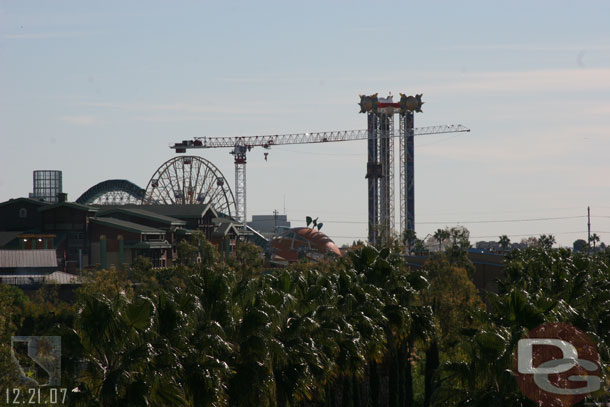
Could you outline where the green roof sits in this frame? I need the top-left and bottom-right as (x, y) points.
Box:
(92, 203), (234, 220)
(135, 204), (218, 219)
(90, 218), (164, 234)
(39, 201), (98, 213)
(97, 207), (186, 226)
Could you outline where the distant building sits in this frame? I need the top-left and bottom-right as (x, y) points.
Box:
(474, 240), (531, 252)
(475, 241), (502, 252)
(0, 249), (78, 298)
(248, 213), (290, 239)
(405, 251), (506, 298)
(39, 198), (98, 272)
(0, 197), (49, 232)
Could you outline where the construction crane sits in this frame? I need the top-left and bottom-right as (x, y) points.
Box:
(171, 113), (469, 244)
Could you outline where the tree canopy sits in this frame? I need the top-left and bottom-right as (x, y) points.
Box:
(0, 239), (609, 406)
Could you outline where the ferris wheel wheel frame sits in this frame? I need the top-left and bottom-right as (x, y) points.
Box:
(143, 156), (236, 218)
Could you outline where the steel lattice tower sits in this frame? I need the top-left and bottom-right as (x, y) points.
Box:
(400, 111), (415, 236)
(360, 93), (423, 245)
(379, 113), (394, 242)
(366, 113), (380, 243)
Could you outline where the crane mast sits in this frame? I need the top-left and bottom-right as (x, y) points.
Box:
(230, 144), (248, 227)
(171, 97), (469, 243)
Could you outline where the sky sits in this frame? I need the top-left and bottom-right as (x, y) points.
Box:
(1, 1), (610, 247)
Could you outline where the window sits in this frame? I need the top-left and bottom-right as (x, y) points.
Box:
(19, 208), (27, 218)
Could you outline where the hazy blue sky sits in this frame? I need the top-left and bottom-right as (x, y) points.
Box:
(1, 1), (609, 247)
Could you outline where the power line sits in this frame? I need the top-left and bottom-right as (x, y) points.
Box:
(469, 231), (588, 239)
(289, 215), (586, 225)
(289, 219), (365, 224)
(418, 216), (585, 225)
(420, 206), (584, 216)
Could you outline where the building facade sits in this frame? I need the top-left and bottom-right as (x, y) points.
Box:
(0, 196), (249, 272)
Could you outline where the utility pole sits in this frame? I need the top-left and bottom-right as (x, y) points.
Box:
(273, 209), (279, 234)
(587, 206), (591, 247)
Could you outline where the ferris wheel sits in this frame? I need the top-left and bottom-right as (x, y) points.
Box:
(143, 156), (236, 217)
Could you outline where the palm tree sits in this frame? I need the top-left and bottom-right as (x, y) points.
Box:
(537, 234), (555, 249)
(498, 235), (510, 251)
(349, 244), (431, 407)
(176, 267), (236, 407)
(73, 293), (160, 407)
(433, 229), (450, 252)
(589, 233), (600, 249)
(229, 295), (277, 406)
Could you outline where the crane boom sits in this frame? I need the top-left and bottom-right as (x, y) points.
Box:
(171, 124), (469, 152)
(169, 121), (470, 231)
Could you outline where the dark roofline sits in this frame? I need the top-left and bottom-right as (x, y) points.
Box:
(90, 218), (164, 234)
(136, 203), (219, 219)
(212, 217), (246, 237)
(213, 223), (240, 237)
(0, 197), (50, 208)
(97, 208), (186, 226)
(39, 201), (99, 213)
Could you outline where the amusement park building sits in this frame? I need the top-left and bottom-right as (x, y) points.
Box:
(0, 196), (248, 273)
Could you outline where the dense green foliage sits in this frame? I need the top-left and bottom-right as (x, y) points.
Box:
(1, 239), (609, 407)
(435, 247), (610, 406)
